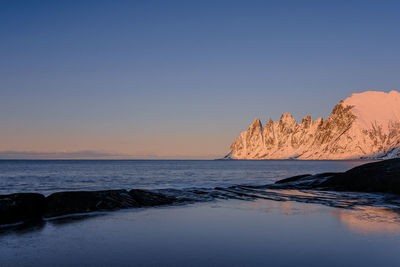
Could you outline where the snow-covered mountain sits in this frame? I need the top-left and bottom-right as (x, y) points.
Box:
(225, 90), (400, 160)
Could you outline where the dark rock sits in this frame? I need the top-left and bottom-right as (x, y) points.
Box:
(275, 159), (400, 194)
(129, 189), (177, 206)
(319, 158), (400, 194)
(0, 193), (45, 225)
(313, 172), (341, 178)
(214, 187), (255, 200)
(275, 172), (341, 185)
(275, 174), (312, 184)
(44, 190), (139, 218)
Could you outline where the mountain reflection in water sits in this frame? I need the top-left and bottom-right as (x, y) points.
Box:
(242, 193), (400, 235)
(333, 207), (400, 234)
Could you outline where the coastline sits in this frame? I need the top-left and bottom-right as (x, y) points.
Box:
(1, 159), (399, 228)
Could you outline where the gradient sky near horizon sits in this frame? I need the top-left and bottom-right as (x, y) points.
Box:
(1, 0), (400, 159)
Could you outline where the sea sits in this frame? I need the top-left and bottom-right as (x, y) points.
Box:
(0, 159), (372, 195)
(1, 160), (400, 266)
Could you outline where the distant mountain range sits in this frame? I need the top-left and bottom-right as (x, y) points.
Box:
(225, 90), (400, 160)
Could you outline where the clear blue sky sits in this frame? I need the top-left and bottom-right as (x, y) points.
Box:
(1, 0), (399, 159)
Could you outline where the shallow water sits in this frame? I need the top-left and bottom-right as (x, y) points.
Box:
(0, 160), (372, 195)
(1, 199), (400, 266)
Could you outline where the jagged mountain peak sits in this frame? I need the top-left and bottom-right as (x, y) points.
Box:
(266, 118), (274, 128)
(301, 115), (312, 128)
(248, 118), (262, 129)
(280, 112), (295, 121)
(225, 90), (400, 160)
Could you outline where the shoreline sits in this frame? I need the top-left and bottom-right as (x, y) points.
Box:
(1, 158), (399, 228)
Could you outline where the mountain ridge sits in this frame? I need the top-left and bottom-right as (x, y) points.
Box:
(225, 90), (400, 160)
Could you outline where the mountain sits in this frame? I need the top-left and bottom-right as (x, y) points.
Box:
(225, 90), (400, 160)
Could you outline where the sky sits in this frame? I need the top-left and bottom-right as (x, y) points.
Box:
(1, 0), (399, 159)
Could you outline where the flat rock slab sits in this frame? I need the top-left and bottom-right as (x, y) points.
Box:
(0, 193), (45, 225)
(274, 174), (312, 184)
(129, 189), (177, 206)
(44, 190), (139, 218)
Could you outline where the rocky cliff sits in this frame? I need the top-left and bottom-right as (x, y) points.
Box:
(225, 90), (400, 160)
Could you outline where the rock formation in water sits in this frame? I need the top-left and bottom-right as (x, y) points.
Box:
(274, 158), (400, 194)
(225, 90), (400, 160)
(0, 193), (45, 225)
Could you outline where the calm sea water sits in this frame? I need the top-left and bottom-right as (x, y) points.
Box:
(0, 160), (371, 195)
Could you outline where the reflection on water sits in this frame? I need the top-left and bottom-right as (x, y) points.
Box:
(333, 207), (400, 234)
(241, 193), (400, 235)
(262, 189), (400, 235)
(245, 197), (321, 216)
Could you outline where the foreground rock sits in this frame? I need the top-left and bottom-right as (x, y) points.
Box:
(0, 193), (45, 225)
(275, 158), (400, 194)
(44, 190), (139, 218)
(129, 189), (177, 206)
